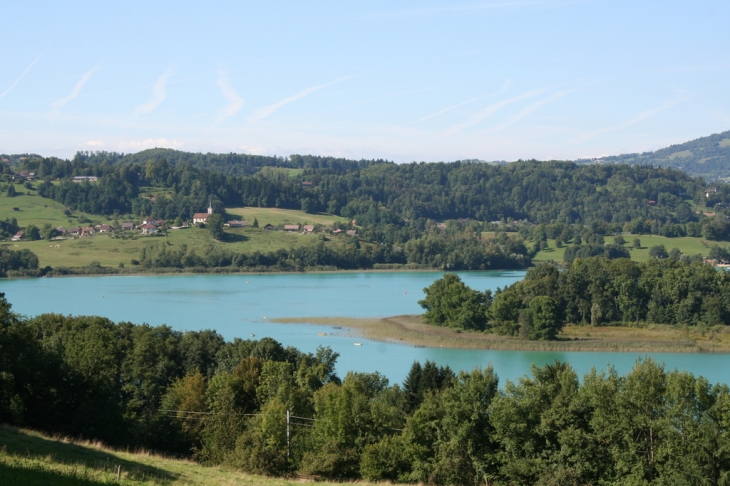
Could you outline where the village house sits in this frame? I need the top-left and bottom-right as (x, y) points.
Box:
(141, 223), (158, 235)
(346, 229), (357, 236)
(68, 227), (81, 235)
(284, 224), (300, 232)
(56, 226), (67, 234)
(11, 231), (24, 241)
(97, 224), (113, 233)
(193, 202), (214, 224)
(302, 225), (315, 233)
(332, 228), (343, 234)
(436, 223), (447, 230)
(121, 222), (135, 231)
(81, 226), (95, 236)
(73, 176), (99, 183)
(225, 220), (249, 228)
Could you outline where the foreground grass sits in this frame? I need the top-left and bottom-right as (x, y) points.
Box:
(0, 425), (386, 485)
(272, 315), (730, 353)
(534, 234), (716, 263)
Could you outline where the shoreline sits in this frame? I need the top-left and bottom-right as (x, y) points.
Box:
(3, 266), (527, 280)
(270, 315), (730, 353)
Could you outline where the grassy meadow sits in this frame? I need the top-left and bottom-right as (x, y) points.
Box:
(225, 206), (347, 227)
(272, 315), (730, 353)
(534, 234), (716, 263)
(0, 425), (386, 486)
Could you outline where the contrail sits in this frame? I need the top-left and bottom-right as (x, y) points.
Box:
(0, 56), (41, 100)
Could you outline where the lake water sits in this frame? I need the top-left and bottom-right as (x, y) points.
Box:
(2, 271), (729, 387)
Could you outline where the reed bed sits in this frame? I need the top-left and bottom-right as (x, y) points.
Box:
(271, 315), (730, 353)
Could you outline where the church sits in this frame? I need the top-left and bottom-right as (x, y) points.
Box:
(193, 202), (213, 224)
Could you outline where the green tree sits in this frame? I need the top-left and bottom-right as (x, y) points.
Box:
(252, 217), (259, 228)
(528, 295), (562, 340)
(24, 224), (41, 241)
(633, 238), (641, 249)
(207, 213), (224, 240)
(6, 184), (16, 197)
(418, 274), (490, 330)
(649, 244), (669, 259)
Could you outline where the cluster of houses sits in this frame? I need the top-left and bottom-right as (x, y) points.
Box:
(12, 171), (36, 181)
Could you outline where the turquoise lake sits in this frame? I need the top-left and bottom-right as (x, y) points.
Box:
(2, 271), (729, 387)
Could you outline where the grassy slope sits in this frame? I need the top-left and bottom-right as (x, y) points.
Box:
(0, 194), (126, 229)
(534, 235), (716, 263)
(1, 197), (348, 268)
(0, 425), (385, 486)
(225, 207), (346, 227)
(272, 315), (730, 353)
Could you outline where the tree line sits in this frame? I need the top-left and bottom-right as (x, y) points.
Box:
(136, 234), (530, 272)
(1, 293), (729, 484)
(503, 257), (730, 335)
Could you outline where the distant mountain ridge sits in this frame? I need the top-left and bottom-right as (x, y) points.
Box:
(585, 130), (730, 180)
(3, 130), (730, 179)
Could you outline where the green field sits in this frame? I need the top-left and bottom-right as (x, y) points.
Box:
(0, 194), (125, 229)
(3, 227), (332, 268)
(226, 207), (346, 227)
(534, 234), (717, 263)
(0, 425), (385, 486)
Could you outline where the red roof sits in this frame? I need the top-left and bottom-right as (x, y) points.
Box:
(193, 213), (209, 219)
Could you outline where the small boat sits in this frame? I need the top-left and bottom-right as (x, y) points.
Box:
(263, 316), (267, 319)
(317, 332), (327, 336)
(414, 344), (425, 348)
(332, 326), (342, 330)
(354, 342), (362, 346)
(250, 333), (255, 337)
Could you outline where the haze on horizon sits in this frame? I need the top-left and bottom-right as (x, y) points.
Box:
(1, 0), (729, 163)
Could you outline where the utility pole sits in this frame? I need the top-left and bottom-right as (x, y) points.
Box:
(286, 409), (290, 458)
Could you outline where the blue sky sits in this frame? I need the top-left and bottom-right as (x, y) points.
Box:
(1, 0), (729, 161)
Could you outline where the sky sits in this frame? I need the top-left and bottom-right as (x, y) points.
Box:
(1, 0), (729, 162)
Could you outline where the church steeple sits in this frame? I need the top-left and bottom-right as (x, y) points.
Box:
(207, 199), (213, 214)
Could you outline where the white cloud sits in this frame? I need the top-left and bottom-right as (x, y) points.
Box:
(135, 66), (174, 115)
(249, 76), (352, 125)
(238, 144), (266, 155)
(216, 71), (244, 122)
(50, 68), (98, 120)
(0, 56), (41, 101)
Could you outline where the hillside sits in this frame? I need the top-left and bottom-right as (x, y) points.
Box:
(0, 425), (382, 485)
(590, 129), (730, 180)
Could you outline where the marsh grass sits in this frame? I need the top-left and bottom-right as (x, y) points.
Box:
(0, 425), (389, 485)
(272, 315), (730, 353)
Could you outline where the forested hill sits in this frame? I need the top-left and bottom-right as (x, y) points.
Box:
(589, 129), (730, 180)
(9, 152), (730, 228)
(71, 148), (392, 175)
